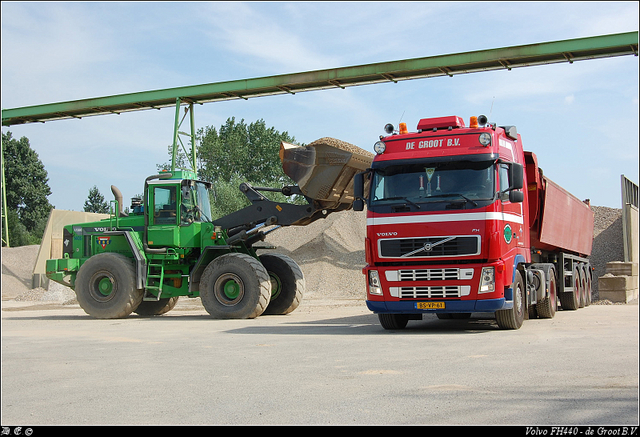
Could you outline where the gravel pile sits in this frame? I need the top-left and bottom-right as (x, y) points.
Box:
(590, 206), (624, 299)
(1, 205), (627, 304)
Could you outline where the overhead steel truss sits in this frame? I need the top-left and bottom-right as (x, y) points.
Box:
(2, 31), (637, 127)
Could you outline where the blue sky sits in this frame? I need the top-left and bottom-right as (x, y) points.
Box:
(2, 2), (638, 211)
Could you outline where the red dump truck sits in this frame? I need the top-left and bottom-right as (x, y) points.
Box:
(353, 115), (594, 329)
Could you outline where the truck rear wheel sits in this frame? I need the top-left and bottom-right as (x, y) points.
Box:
(134, 297), (179, 316)
(584, 264), (592, 306)
(378, 314), (410, 330)
(560, 265), (580, 310)
(259, 253), (304, 315)
(199, 253), (271, 319)
(496, 270), (525, 329)
(75, 252), (143, 319)
(578, 265), (587, 308)
(536, 267), (557, 319)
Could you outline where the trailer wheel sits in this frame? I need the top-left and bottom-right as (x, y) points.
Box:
(584, 265), (592, 306)
(199, 253), (271, 319)
(496, 270), (525, 329)
(378, 314), (410, 330)
(536, 267), (557, 319)
(75, 252), (143, 319)
(134, 297), (179, 316)
(259, 253), (304, 315)
(560, 265), (580, 310)
(578, 265), (587, 308)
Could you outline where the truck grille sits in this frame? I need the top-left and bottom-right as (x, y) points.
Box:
(379, 236), (480, 258)
(389, 286), (471, 299)
(385, 268), (474, 282)
(401, 268), (460, 281)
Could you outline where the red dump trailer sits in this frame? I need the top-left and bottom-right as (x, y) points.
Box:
(354, 115), (595, 329)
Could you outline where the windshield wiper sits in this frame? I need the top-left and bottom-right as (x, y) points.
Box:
(425, 193), (478, 207)
(380, 196), (421, 209)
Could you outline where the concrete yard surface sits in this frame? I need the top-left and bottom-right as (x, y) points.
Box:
(1, 298), (638, 426)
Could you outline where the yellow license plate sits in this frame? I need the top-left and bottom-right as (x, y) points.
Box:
(416, 302), (445, 310)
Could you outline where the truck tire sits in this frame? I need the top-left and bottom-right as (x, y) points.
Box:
(134, 297), (179, 316)
(584, 265), (592, 306)
(536, 266), (557, 319)
(199, 253), (271, 319)
(75, 252), (144, 319)
(259, 253), (304, 315)
(560, 265), (580, 310)
(378, 314), (410, 330)
(578, 265), (587, 308)
(496, 270), (525, 329)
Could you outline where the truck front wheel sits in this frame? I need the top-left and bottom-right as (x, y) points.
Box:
(200, 253), (271, 319)
(496, 270), (525, 329)
(75, 252), (143, 319)
(259, 253), (304, 315)
(378, 314), (410, 330)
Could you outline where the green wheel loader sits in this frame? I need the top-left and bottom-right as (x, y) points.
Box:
(46, 138), (372, 319)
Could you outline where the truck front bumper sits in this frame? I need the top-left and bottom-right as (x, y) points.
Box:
(366, 298), (508, 314)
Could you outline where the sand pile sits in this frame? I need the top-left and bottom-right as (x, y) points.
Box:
(1, 245), (76, 303)
(264, 209), (366, 299)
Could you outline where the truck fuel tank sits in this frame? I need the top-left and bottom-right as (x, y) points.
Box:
(280, 137), (373, 208)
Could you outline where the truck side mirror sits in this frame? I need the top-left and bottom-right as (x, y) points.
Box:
(353, 172), (366, 211)
(509, 190), (524, 203)
(509, 163), (524, 190)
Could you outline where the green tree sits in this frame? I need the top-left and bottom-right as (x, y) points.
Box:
(2, 131), (53, 246)
(159, 117), (302, 219)
(83, 185), (109, 213)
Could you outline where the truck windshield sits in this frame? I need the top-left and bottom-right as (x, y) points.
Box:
(370, 160), (495, 211)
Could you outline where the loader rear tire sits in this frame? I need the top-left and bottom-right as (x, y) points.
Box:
(259, 253), (304, 315)
(75, 252), (143, 319)
(200, 253), (271, 319)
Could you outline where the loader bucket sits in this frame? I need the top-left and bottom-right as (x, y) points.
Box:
(280, 137), (373, 208)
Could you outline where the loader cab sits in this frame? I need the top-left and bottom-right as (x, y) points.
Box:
(145, 171), (213, 248)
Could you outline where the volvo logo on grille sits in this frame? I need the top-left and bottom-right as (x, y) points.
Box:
(401, 236), (456, 257)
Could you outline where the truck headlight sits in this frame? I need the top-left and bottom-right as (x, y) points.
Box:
(368, 270), (383, 295)
(479, 267), (495, 293)
(479, 133), (491, 146)
(373, 141), (386, 155)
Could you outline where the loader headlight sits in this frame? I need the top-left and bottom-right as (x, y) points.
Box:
(368, 270), (383, 295)
(373, 141), (386, 155)
(479, 267), (495, 293)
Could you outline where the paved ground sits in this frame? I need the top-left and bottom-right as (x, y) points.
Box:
(1, 298), (638, 425)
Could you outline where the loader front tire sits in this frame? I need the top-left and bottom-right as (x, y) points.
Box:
(259, 253), (304, 315)
(75, 252), (143, 319)
(200, 253), (271, 319)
